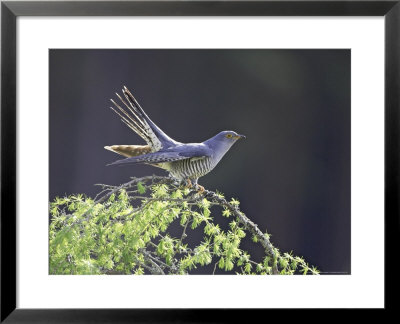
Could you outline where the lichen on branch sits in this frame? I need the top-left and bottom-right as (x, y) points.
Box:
(49, 176), (319, 275)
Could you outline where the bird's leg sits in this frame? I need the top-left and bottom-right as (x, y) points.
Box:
(192, 178), (205, 194)
(184, 178), (192, 189)
(197, 185), (205, 194)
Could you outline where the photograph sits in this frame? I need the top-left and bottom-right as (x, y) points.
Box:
(2, 0), (396, 319)
(49, 49), (350, 275)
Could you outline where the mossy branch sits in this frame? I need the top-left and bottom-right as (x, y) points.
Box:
(49, 176), (319, 275)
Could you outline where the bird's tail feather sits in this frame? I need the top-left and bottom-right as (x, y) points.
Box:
(104, 145), (152, 158)
(110, 86), (179, 152)
(121, 86), (147, 118)
(110, 96), (151, 145)
(121, 86), (177, 147)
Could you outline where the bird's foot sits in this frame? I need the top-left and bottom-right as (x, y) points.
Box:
(196, 185), (205, 194)
(184, 179), (193, 189)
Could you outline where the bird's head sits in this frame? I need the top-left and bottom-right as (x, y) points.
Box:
(216, 130), (246, 141)
(212, 131), (246, 146)
(204, 131), (245, 160)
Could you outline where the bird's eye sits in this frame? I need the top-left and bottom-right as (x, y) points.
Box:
(226, 134), (233, 138)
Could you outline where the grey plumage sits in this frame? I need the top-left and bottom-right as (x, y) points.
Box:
(105, 87), (245, 188)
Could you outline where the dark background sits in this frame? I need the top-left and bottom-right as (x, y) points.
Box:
(50, 49), (350, 274)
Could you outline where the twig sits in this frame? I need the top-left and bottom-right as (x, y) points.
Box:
(213, 262), (218, 275)
(140, 250), (166, 275)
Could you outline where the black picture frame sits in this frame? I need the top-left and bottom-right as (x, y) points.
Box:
(1, 0), (398, 321)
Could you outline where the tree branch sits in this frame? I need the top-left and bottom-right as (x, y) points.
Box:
(50, 175), (317, 275)
(99, 175), (279, 273)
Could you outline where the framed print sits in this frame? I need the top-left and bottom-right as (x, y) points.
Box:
(1, 0), (398, 321)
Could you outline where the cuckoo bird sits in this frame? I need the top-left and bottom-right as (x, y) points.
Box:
(105, 86), (245, 192)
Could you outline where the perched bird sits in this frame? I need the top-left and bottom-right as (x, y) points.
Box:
(105, 86), (245, 192)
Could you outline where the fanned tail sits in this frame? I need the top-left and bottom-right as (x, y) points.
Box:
(110, 86), (180, 152)
(110, 95), (153, 147)
(121, 86), (178, 148)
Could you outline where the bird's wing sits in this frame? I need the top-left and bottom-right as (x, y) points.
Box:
(107, 145), (212, 166)
(110, 87), (178, 152)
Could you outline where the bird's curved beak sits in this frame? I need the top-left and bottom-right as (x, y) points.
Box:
(234, 134), (246, 140)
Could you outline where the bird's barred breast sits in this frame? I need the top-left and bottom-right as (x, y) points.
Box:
(169, 157), (213, 180)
